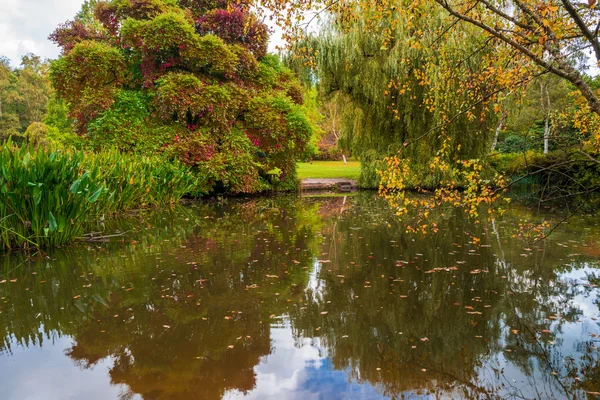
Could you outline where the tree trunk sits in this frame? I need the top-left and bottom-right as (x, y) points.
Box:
(540, 81), (551, 154)
(491, 107), (508, 152)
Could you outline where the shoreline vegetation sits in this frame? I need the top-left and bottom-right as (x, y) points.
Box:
(2, 140), (595, 252)
(2, 0), (600, 252)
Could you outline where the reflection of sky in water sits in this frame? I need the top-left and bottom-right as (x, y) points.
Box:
(0, 333), (139, 400)
(474, 265), (600, 400)
(225, 321), (389, 400)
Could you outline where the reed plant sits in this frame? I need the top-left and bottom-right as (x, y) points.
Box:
(0, 143), (200, 251)
(0, 142), (109, 250)
(82, 149), (201, 211)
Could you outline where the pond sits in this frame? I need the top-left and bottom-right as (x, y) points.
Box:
(1, 193), (599, 399)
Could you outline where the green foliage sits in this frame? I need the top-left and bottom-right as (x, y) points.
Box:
(0, 142), (109, 250)
(50, 1), (312, 195)
(0, 114), (20, 141)
(82, 148), (202, 208)
(44, 95), (73, 134)
(47, 126), (84, 150)
(0, 143), (200, 250)
(359, 150), (386, 189)
(87, 90), (153, 151)
(194, 128), (267, 194)
(488, 151), (543, 176)
(0, 55), (51, 138)
(23, 122), (50, 147)
(23, 121), (83, 150)
(298, 87), (325, 161)
(245, 94), (312, 175)
(50, 40), (125, 132)
(292, 1), (496, 186)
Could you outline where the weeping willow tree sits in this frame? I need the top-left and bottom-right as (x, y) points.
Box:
(291, 0), (506, 187)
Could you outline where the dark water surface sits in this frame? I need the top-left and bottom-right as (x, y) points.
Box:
(1, 193), (600, 399)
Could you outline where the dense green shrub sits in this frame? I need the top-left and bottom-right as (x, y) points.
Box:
(487, 150), (547, 175)
(50, 0), (312, 195)
(23, 122), (84, 150)
(498, 134), (528, 154)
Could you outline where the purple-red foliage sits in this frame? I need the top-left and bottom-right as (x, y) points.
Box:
(170, 135), (216, 166)
(196, 7), (269, 59)
(49, 20), (106, 52)
(179, 0), (229, 17)
(94, 2), (119, 35)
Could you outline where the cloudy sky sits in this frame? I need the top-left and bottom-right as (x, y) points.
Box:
(1, 0), (84, 66)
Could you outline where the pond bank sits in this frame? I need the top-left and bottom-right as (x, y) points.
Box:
(300, 178), (358, 192)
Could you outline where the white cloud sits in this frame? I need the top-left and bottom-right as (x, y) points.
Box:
(0, 0), (84, 66)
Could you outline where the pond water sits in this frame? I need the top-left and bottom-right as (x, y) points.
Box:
(1, 193), (600, 399)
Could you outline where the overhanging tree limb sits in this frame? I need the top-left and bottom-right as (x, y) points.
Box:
(435, 0), (600, 116)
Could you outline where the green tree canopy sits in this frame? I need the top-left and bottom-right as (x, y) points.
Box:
(49, 0), (312, 194)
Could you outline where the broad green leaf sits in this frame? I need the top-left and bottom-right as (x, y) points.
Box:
(88, 187), (104, 203)
(48, 212), (58, 232)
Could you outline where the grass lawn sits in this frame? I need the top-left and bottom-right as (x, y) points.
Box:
(297, 161), (361, 180)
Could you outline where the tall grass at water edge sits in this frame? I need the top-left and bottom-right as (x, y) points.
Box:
(0, 143), (198, 251)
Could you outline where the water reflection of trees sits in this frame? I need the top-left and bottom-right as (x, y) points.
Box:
(1, 194), (600, 399)
(0, 196), (321, 400)
(289, 193), (600, 399)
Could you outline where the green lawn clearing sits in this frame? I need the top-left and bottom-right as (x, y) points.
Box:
(297, 161), (361, 180)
